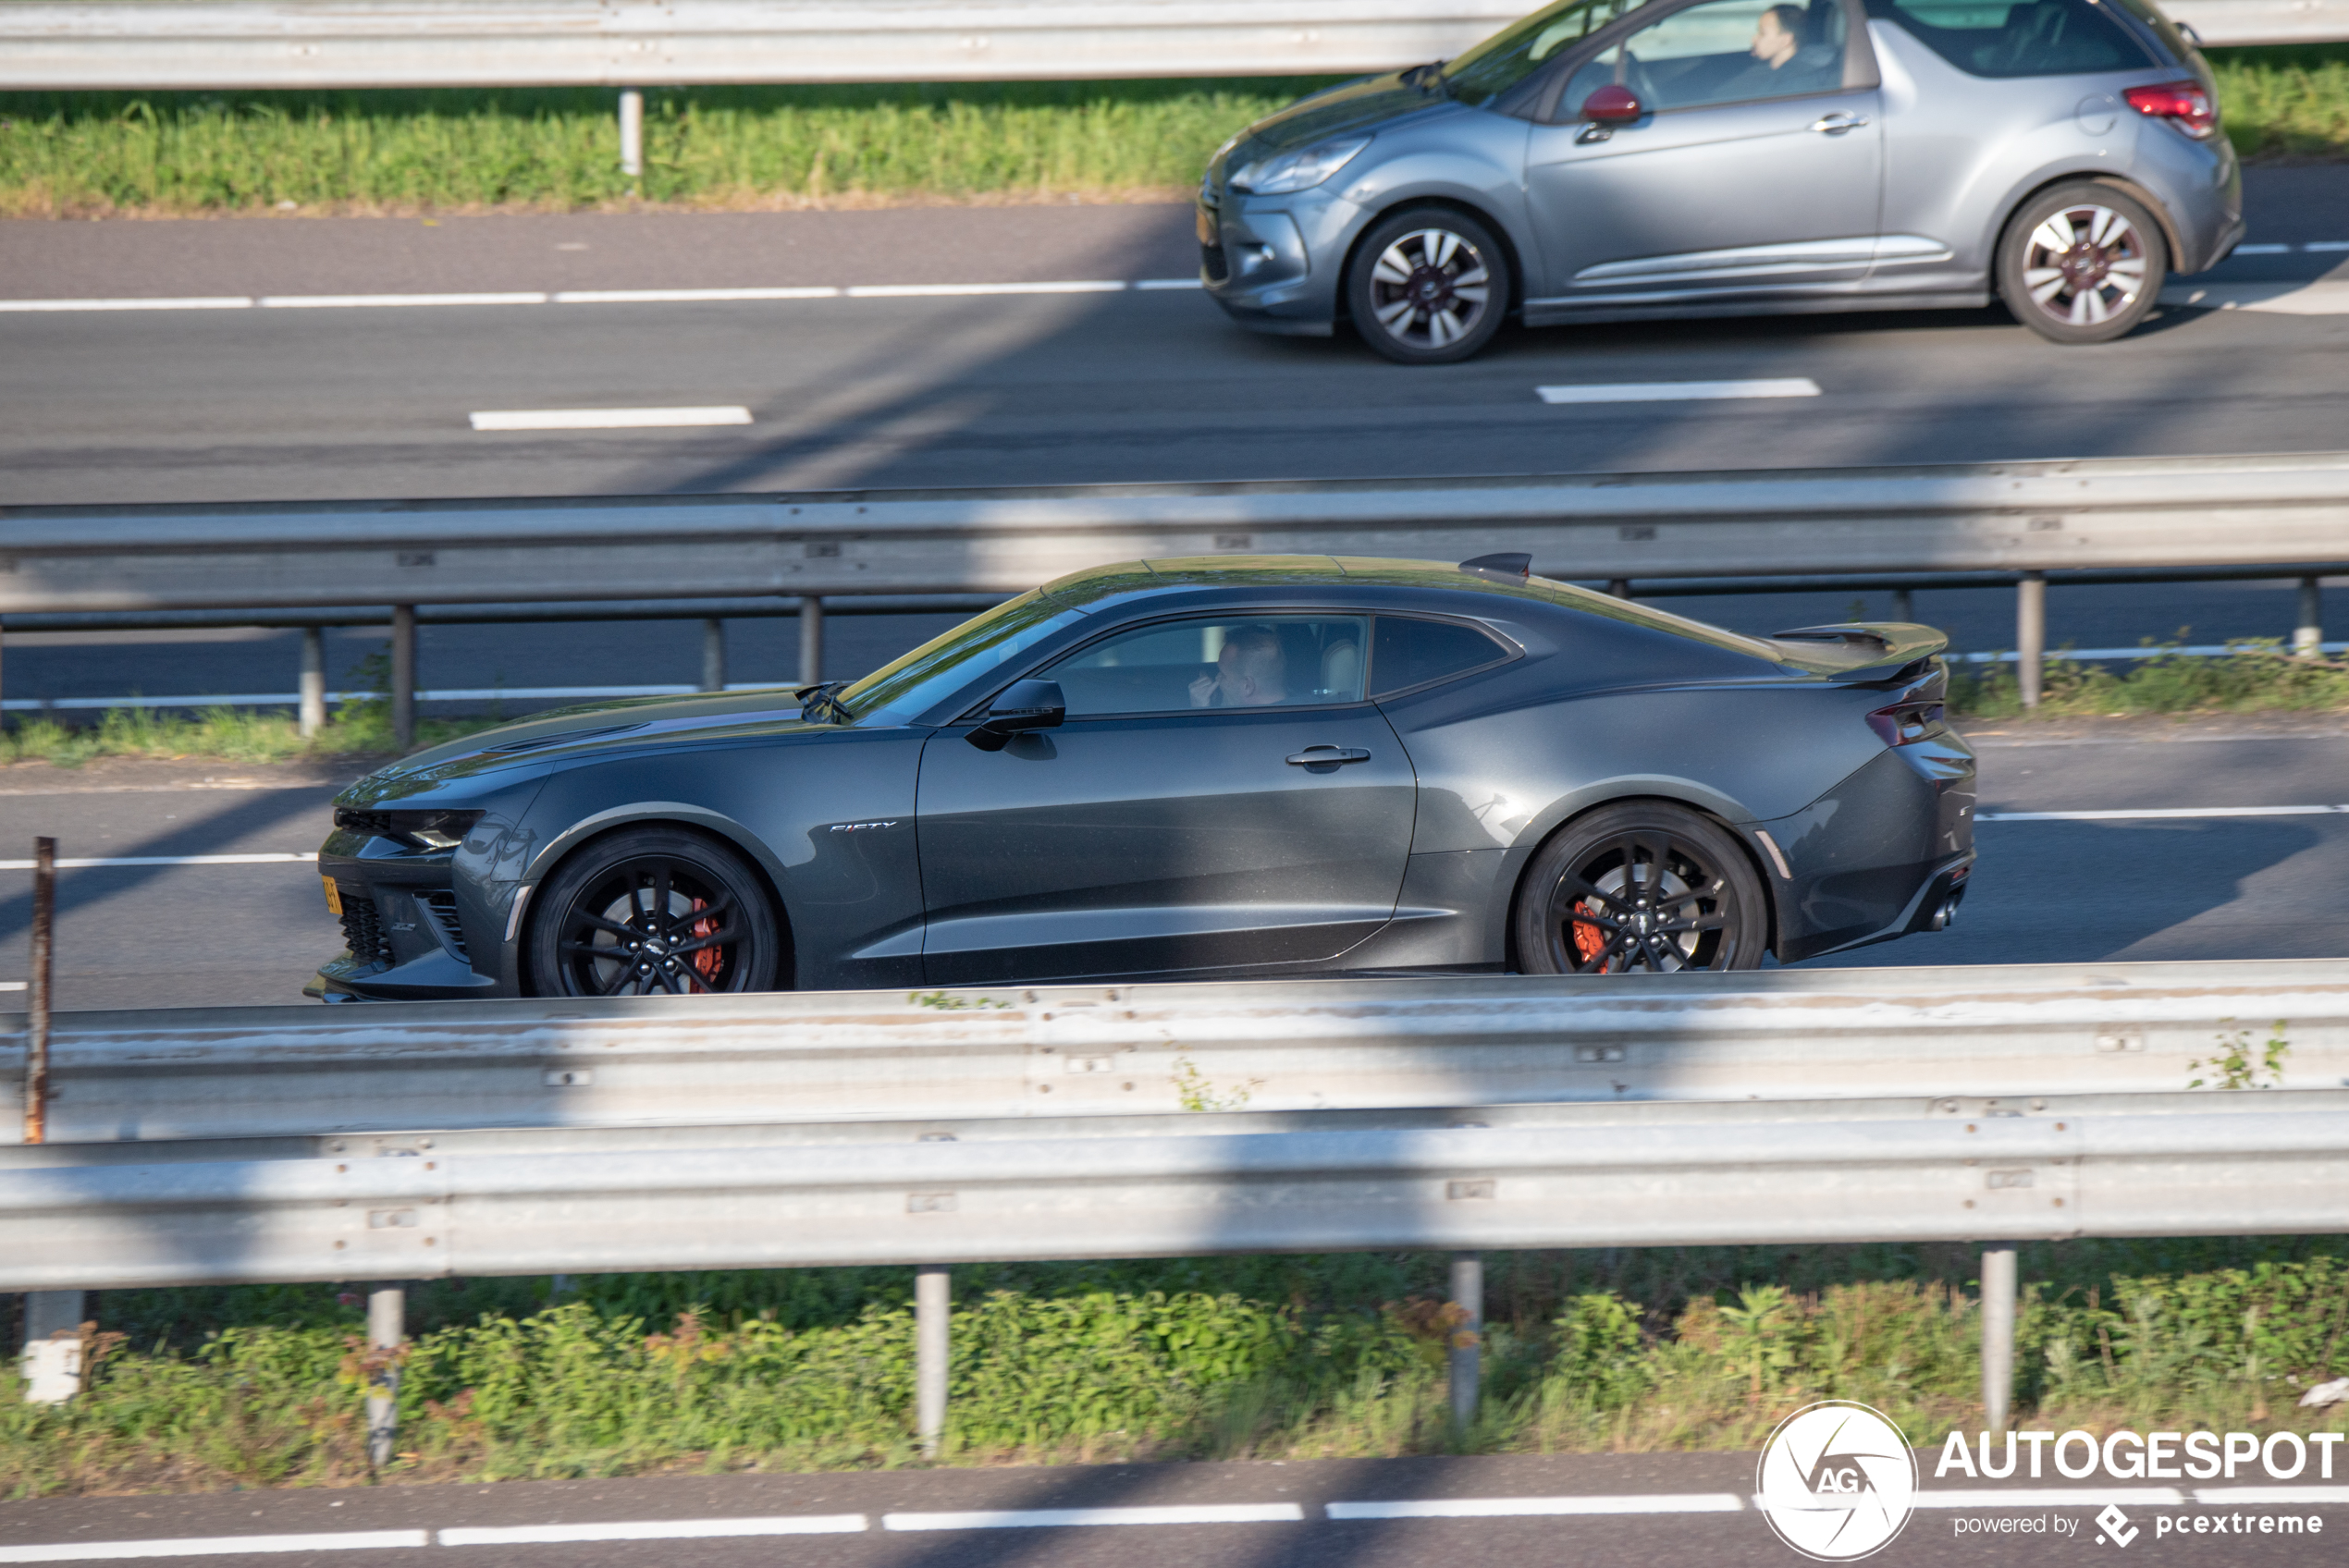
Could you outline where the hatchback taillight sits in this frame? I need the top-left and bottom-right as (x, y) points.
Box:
(2125, 80), (2216, 140)
(1867, 701), (1945, 747)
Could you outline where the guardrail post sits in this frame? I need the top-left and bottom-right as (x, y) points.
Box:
(619, 90), (644, 180)
(365, 1286), (404, 1473)
(798, 597), (825, 685)
(299, 627), (327, 739)
(390, 606), (417, 751)
(2016, 572), (2046, 708)
(1980, 1243), (2016, 1434)
(700, 619), (727, 692)
(18, 1290), (87, 1404)
(23, 837), (53, 1145)
(1890, 587), (1914, 623)
(2296, 576), (2324, 658)
(1447, 1251), (1482, 1429)
(915, 1265), (949, 1458)
(1606, 579), (1631, 600)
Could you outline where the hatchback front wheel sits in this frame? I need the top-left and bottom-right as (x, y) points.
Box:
(1347, 207), (1511, 364)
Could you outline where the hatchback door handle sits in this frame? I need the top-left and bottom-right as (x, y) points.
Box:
(1287, 745), (1372, 766)
(1811, 113), (1869, 133)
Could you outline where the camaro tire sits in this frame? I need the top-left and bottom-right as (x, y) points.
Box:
(1997, 181), (2168, 345)
(525, 826), (783, 996)
(1347, 206), (1511, 365)
(1514, 802), (1768, 974)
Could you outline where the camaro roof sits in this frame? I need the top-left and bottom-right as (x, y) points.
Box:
(1039, 555), (1791, 665)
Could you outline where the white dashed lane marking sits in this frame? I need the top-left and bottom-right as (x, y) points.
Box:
(1536, 378), (1822, 404)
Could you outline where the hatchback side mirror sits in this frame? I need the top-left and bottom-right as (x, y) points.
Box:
(965, 679), (1065, 752)
(1581, 84), (1642, 124)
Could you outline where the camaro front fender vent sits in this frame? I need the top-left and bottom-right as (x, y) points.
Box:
(418, 891), (472, 962)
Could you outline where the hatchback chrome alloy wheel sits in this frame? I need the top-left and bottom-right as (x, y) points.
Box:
(1368, 228), (1492, 351)
(2020, 203), (2147, 331)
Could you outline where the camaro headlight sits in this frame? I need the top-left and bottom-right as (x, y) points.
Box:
(1229, 136), (1371, 195)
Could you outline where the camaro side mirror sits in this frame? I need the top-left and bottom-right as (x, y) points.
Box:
(1581, 84), (1642, 124)
(965, 679), (1065, 752)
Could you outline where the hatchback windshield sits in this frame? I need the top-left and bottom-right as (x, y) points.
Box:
(831, 590), (1088, 726)
(1441, 0), (1653, 104)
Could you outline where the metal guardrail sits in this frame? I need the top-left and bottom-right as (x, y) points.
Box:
(4, 454), (2339, 734)
(11, 455), (2349, 613)
(12, 960), (2345, 1434)
(10, 960), (2349, 1144)
(0, 0), (2332, 94)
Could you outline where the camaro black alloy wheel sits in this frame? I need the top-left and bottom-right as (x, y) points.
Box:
(1515, 803), (1766, 974)
(527, 827), (781, 996)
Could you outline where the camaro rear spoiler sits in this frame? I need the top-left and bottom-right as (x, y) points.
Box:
(1770, 622), (1949, 683)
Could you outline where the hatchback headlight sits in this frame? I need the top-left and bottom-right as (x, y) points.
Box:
(1230, 136), (1371, 195)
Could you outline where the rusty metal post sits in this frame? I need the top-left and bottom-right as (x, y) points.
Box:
(390, 606), (417, 751)
(23, 837), (54, 1145)
(2016, 573), (2046, 708)
(1447, 1251), (1483, 1429)
(365, 1285), (404, 1473)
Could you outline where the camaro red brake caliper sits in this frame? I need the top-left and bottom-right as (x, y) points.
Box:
(688, 899), (723, 987)
(1570, 900), (1611, 971)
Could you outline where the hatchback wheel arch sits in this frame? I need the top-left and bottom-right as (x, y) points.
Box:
(1343, 202), (1519, 364)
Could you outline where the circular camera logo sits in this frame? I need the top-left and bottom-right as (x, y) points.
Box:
(1755, 1401), (1917, 1562)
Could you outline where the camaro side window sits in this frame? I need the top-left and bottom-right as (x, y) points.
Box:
(1864, 0), (2151, 77)
(1371, 618), (1510, 696)
(1047, 616), (1370, 716)
(1564, 0), (1849, 116)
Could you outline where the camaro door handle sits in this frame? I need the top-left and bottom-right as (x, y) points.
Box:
(1811, 113), (1869, 133)
(1286, 745), (1372, 766)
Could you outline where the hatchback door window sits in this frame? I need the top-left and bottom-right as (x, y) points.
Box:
(1044, 616), (1370, 717)
(1863, 0), (2152, 76)
(1564, 0), (1850, 116)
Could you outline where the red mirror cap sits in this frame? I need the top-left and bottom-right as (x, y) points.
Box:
(1583, 84), (1642, 123)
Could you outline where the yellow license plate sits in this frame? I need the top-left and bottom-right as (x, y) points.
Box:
(322, 876), (343, 916)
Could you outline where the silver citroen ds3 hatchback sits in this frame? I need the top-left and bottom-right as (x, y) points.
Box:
(1199, 0), (2241, 361)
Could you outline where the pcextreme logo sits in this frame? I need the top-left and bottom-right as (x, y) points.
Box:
(1756, 1401), (1920, 1562)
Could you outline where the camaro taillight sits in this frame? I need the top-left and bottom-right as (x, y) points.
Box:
(1867, 701), (1945, 747)
(2125, 80), (2216, 140)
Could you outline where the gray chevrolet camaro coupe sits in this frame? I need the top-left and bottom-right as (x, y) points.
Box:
(1199, 0), (2240, 361)
(311, 556), (1976, 1001)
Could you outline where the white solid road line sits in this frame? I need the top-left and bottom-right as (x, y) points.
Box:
(1980, 804), (2349, 823)
(1906, 1488), (2188, 1508)
(1536, 378), (1822, 404)
(437, 1515), (867, 1545)
(0, 852), (317, 870)
(2, 683), (766, 711)
(883, 1504), (1306, 1530)
(0, 1531), (429, 1562)
(0, 981), (24, 991)
(2162, 279), (2349, 314)
(470, 406), (754, 432)
(1330, 1494), (1745, 1519)
(0, 278), (1190, 313)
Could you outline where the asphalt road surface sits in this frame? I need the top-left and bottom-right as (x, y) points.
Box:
(0, 1449), (2340, 1566)
(2, 718), (2343, 1011)
(5, 170), (2349, 513)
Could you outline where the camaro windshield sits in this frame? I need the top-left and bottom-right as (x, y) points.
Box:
(1441, 0), (1653, 104)
(832, 590), (1088, 726)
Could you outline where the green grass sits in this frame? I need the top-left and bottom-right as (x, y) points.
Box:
(0, 79), (1340, 216)
(1948, 639), (2349, 720)
(6, 1241), (2346, 1495)
(1, 46), (2344, 217)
